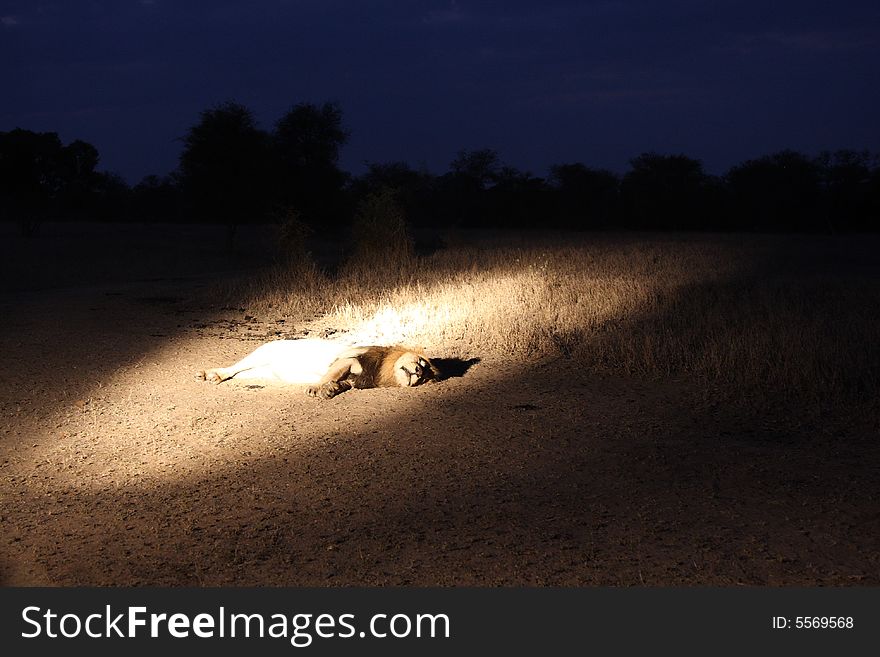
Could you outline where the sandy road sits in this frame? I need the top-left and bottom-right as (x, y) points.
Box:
(1, 276), (878, 586)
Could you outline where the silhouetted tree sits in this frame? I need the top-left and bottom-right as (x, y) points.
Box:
(352, 161), (437, 226)
(178, 102), (271, 245)
(549, 163), (620, 228)
(356, 161), (424, 194)
(488, 166), (548, 228)
(91, 172), (131, 221)
(272, 102), (349, 230)
(725, 150), (822, 231)
(61, 139), (99, 180)
(621, 153), (716, 230)
(0, 129), (63, 234)
(868, 160), (880, 231)
(132, 174), (183, 223)
(449, 149), (501, 189)
(56, 139), (101, 218)
(816, 150), (875, 232)
(0, 129), (116, 233)
(439, 149), (503, 226)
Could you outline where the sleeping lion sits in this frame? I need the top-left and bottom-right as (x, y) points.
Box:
(196, 338), (438, 399)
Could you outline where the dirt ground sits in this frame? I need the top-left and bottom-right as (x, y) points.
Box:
(1, 227), (878, 586)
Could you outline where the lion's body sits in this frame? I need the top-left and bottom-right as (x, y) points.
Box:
(197, 339), (437, 399)
(200, 339), (352, 385)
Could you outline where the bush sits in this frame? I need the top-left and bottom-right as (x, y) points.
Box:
(348, 187), (414, 274)
(274, 206), (314, 269)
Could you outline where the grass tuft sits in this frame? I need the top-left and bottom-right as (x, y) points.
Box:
(228, 232), (880, 408)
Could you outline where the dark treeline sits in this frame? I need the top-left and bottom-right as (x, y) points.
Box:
(2, 101), (879, 238)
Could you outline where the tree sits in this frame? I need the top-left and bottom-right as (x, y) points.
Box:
(132, 174), (183, 223)
(272, 102), (349, 229)
(90, 172), (131, 222)
(487, 166), (548, 228)
(868, 158), (880, 232)
(352, 162), (437, 226)
(438, 149), (503, 227)
(621, 153), (715, 230)
(274, 101), (348, 168)
(357, 161), (425, 193)
(0, 129), (60, 234)
(178, 101), (271, 244)
(0, 129), (110, 233)
(726, 150), (822, 231)
(549, 163), (620, 228)
(816, 150), (874, 232)
(57, 139), (101, 218)
(449, 148), (501, 190)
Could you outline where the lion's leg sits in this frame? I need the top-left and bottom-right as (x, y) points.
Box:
(195, 344), (276, 384)
(308, 379), (353, 399)
(306, 357), (361, 399)
(196, 366), (243, 384)
(196, 362), (261, 383)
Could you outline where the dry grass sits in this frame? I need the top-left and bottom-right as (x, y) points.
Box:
(228, 231), (880, 409)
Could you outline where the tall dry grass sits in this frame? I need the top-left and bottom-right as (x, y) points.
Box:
(228, 232), (880, 407)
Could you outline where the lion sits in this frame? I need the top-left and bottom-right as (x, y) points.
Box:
(196, 338), (438, 399)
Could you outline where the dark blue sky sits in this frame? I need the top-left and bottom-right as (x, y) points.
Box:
(3, 0), (879, 183)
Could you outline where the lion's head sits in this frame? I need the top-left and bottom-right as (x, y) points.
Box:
(392, 352), (439, 387)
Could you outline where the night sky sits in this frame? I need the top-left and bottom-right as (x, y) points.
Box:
(3, 0), (879, 183)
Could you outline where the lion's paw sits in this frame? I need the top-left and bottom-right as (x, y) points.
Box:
(307, 381), (348, 399)
(197, 369), (224, 384)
